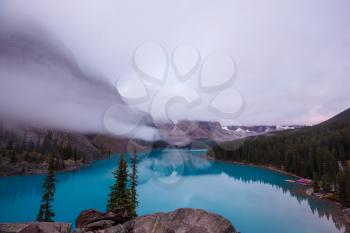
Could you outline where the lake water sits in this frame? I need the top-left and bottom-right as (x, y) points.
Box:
(0, 149), (346, 233)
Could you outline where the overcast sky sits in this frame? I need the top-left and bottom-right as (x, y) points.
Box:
(1, 0), (350, 129)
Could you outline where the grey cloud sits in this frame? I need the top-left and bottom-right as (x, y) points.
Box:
(1, 0), (350, 127)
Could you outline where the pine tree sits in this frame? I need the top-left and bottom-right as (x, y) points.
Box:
(21, 130), (27, 152)
(337, 171), (347, 205)
(130, 148), (138, 218)
(107, 153), (132, 213)
(0, 120), (3, 141)
(345, 174), (350, 207)
(313, 172), (320, 193)
(10, 151), (17, 163)
(6, 140), (13, 150)
(35, 137), (41, 152)
(322, 174), (331, 192)
(37, 156), (57, 222)
(37, 204), (44, 221)
(24, 152), (29, 161)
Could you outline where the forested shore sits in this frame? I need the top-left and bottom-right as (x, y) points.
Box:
(208, 108), (350, 207)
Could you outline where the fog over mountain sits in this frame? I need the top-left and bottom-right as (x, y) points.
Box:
(0, 20), (157, 140)
(0, 0), (349, 134)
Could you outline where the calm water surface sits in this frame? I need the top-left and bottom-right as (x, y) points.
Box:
(0, 149), (346, 233)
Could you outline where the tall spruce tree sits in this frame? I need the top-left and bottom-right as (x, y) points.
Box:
(107, 153), (132, 213)
(10, 151), (17, 163)
(337, 171), (347, 206)
(313, 172), (320, 193)
(130, 148), (138, 218)
(322, 174), (332, 192)
(37, 156), (57, 222)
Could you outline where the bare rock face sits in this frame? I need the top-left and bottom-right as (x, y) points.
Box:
(75, 208), (237, 233)
(0, 222), (71, 233)
(130, 208), (236, 233)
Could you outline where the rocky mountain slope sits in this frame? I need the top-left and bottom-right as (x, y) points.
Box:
(0, 121), (132, 176)
(318, 107), (350, 127)
(156, 120), (302, 147)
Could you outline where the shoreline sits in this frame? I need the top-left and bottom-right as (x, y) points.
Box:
(209, 157), (304, 179)
(0, 154), (113, 177)
(207, 155), (343, 203)
(0, 162), (90, 177)
(208, 155), (350, 231)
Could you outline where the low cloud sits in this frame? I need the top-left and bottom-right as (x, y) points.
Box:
(0, 20), (157, 140)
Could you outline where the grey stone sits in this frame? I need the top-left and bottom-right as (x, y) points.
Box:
(76, 208), (237, 233)
(0, 222), (71, 233)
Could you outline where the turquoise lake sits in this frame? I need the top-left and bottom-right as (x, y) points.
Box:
(0, 149), (346, 233)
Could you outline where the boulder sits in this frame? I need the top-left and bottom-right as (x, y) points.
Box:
(130, 208), (236, 233)
(84, 220), (114, 230)
(75, 208), (130, 231)
(76, 209), (106, 228)
(0, 222), (71, 233)
(75, 208), (237, 233)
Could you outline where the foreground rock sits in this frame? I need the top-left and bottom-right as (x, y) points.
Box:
(75, 208), (130, 231)
(0, 222), (71, 233)
(130, 208), (237, 233)
(74, 208), (237, 233)
(0, 208), (237, 233)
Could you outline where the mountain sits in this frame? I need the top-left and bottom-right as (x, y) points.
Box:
(222, 125), (302, 136)
(0, 21), (307, 173)
(318, 108), (350, 127)
(0, 121), (135, 175)
(0, 115), (305, 176)
(155, 121), (301, 147)
(0, 21), (156, 175)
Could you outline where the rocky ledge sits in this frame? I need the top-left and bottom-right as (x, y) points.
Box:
(0, 208), (237, 233)
(0, 222), (71, 233)
(74, 208), (237, 233)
